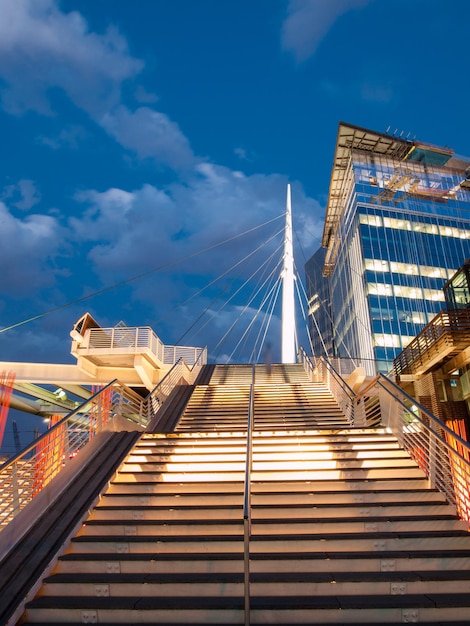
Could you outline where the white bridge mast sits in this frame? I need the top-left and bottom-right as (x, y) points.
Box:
(281, 184), (296, 363)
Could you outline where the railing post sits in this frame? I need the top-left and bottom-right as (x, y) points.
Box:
(354, 396), (367, 428)
(11, 461), (19, 518)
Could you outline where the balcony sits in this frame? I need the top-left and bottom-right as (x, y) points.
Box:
(393, 309), (470, 377)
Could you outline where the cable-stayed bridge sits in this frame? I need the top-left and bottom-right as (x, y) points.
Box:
(0, 190), (470, 624)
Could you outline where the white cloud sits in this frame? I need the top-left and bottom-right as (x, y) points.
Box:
(134, 85), (159, 104)
(16, 179), (41, 210)
(282, 0), (373, 62)
(2, 179), (41, 211)
(38, 125), (89, 150)
(70, 164), (324, 284)
(0, 0), (143, 116)
(101, 105), (195, 170)
(0, 200), (62, 295)
(0, 1), (197, 171)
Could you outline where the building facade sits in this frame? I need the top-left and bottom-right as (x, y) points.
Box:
(306, 122), (470, 373)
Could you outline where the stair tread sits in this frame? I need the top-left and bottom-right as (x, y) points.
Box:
(26, 592), (470, 610)
(60, 548), (470, 561)
(44, 569), (470, 584)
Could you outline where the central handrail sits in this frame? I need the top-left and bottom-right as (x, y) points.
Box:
(243, 363), (255, 626)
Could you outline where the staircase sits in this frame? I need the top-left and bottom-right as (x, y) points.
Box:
(17, 364), (470, 624)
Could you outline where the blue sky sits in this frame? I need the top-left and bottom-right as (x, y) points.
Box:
(0, 0), (469, 368)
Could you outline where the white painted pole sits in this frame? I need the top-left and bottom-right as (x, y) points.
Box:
(281, 184), (296, 363)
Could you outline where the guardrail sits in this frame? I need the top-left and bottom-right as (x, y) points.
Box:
(87, 326), (165, 361)
(393, 308), (470, 376)
(299, 348), (357, 426)
(0, 348), (208, 530)
(163, 345), (207, 367)
(146, 349), (206, 421)
(84, 326), (207, 367)
(376, 375), (470, 523)
(299, 347), (470, 524)
(0, 379), (144, 528)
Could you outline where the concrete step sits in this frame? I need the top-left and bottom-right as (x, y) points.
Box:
(37, 572), (470, 597)
(120, 456), (419, 472)
(250, 478), (434, 493)
(23, 593), (470, 624)
(80, 516), (467, 537)
(56, 553), (244, 575)
(90, 502), (455, 523)
(106, 481), (245, 494)
(249, 535), (470, 554)
(68, 539), (244, 555)
(24, 598), (244, 625)
(89, 507), (244, 521)
(40, 572), (244, 597)
(250, 554), (470, 573)
(55, 553), (470, 576)
(78, 521), (245, 537)
(112, 467), (427, 483)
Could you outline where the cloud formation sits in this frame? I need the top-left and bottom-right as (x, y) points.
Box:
(70, 164), (323, 287)
(0, 0), (143, 116)
(282, 0), (373, 62)
(2, 179), (41, 211)
(0, 1), (326, 362)
(0, 200), (62, 296)
(101, 106), (195, 170)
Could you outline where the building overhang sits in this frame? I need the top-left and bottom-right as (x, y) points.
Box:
(322, 122), (412, 276)
(321, 122), (457, 277)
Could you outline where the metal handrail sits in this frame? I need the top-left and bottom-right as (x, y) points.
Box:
(0, 379), (145, 528)
(145, 349), (207, 424)
(375, 374), (470, 522)
(243, 364), (255, 626)
(189, 346), (208, 380)
(146, 358), (186, 422)
(299, 348), (357, 426)
(0, 349), (208, 531)
(393, 308), (470, 376)
(299, 347), (470, 522)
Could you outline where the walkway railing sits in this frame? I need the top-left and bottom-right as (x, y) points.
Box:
(146, 348), (207, 420)
(86, 326), (165, 361)
(394, 308), (470, 376)
(164, 345), (207, 367)
(375, 374), (470, 523)
(0, 349), (207, 530)
(83, 326), (207, 367)
(300, 348), (470, 524)
(299, 349), (357, 426)
(0, 380), (144, 528)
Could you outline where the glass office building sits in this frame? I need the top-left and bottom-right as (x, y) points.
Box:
(306, 122), (470, 373)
